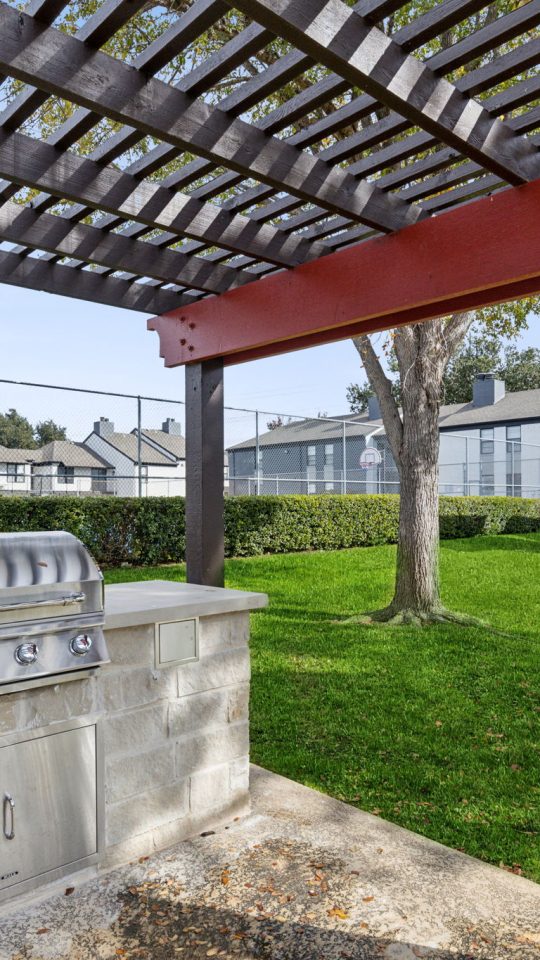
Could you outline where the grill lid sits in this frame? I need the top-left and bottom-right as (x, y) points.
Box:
(0, 531), (103, 624)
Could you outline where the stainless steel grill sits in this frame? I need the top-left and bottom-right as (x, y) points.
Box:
(0, 531), (109, 690)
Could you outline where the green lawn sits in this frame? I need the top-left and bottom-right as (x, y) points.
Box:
(105, 534), (540, 882)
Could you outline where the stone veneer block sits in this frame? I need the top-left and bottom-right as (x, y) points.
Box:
(0, 580), (266, 905)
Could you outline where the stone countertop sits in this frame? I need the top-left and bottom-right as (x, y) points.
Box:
(104, 579), (268, 630)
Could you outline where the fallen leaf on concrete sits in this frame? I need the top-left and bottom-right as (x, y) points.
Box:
(516, 933), (540, 945)
(36, 929), (50, 935)
(65, 887), (75, 896)
(328, 907), (349, 919)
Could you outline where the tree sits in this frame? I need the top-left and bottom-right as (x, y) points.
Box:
(0, 409), (35, 449)
(502, 347), (540, 394)
(267, 416), (284, 430)
(353, 295), (539, 625)
(348, 334), (540, 412)
(34, 420), (67, 445)
(442, 336), (540, 404)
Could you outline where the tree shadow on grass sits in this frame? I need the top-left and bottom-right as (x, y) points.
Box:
(442, 533), (540, 553)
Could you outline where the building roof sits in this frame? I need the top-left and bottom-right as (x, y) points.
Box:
(36, 441), (111, 469)
(229, 388), (540, 451)
(0, 445), (37, 464)
(139, 429), (186, 461)
(438, 389), (540, 430)
(230, 415), (377, 451)
(0, 440), (111, 468)
(95, 431), (178, 466)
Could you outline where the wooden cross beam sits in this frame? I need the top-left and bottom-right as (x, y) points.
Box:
(0, 200), (242, 296)
(229, 0), (540, 186)
(0, 248), (185, 314)
(0, 3), (422, 235)
(0, 131), (327, 269)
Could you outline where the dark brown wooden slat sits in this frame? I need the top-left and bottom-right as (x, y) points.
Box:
(36, 0), (421, 216)
(245, 2), (540, 179)
(0, 6), (421, 234)
(24, 0), (69, 21)
(229, 0), (540, 186)
(426, 0), (540, 74)
(48, 0), (259, 174)
(220, 3), (534, 218)
(244, 0), (491, 144)
(0, 200), (253, 294)
(0, 130), (327, 266)
(37, 0), (495, 232)
(420, 173), (502, 211)
(0, 247), (190, 313)
(0, 0), (150, 131)
(254, 68), (540, 243)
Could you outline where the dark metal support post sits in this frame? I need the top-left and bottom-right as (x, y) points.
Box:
(185, 359), (225, 587)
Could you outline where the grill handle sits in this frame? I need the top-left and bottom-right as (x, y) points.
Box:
(0, 591), (86, 613)
(3, 793), (14, 840)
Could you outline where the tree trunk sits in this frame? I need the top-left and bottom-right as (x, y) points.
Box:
(354, 313), (475, 625)
(390, 419), (442, 619)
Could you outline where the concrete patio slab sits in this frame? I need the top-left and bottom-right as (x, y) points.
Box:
(1, 766), (539, 960)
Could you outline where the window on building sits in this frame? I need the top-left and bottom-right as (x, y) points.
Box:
(506, 424), (521, 448)
(307, 445), (316, 467)
(480, 427), (494, 456)
(57, 464), (74, 484)
(506, 425), (522, 496)
(6, 463), (25, 483)
(324, 444), (334, 466)
(91, 467), (107, 492)
(479, 464), (495, 496)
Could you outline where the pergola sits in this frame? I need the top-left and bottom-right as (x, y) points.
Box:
(0, 0), (539, 586)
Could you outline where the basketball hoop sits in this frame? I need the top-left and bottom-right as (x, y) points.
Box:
(359, 446), (382, 469)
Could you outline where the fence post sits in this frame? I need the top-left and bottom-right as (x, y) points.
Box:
(342, 421), (347, 494)
(465, 436), (469, 496)
(137, 395), (143, 498)
(255, 409), (260, 495)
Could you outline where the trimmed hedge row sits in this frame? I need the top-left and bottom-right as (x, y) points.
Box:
(0, 497), (184, 567)
(0, 494), (538, 567)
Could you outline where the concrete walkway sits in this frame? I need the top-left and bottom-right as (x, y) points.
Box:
(1, 766), (539, 959)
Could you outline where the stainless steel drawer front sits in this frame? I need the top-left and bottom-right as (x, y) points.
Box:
(0, 725), (97, 892)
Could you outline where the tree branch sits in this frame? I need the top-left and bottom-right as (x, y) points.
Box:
(353, 334), (403, 463)
(441, 311), (476, 363)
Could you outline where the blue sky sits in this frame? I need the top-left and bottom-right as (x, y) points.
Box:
(1, 283), (538, 448)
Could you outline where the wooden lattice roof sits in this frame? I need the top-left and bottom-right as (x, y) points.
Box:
(0, 0), (538, 315)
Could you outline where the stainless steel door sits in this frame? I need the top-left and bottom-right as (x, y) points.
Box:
(0, 725), (97, 892)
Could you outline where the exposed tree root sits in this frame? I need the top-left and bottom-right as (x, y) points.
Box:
(342, 606), (501, 630)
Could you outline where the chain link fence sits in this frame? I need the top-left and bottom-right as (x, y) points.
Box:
(226, 408), (540, 499)
(0, 379), (538, 498)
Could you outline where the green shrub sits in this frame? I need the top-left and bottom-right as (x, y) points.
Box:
(0, 494), (538, 566)
(0, 497), (185, 567)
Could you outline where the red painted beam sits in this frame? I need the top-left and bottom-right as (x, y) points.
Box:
(148, 180), (540, 367)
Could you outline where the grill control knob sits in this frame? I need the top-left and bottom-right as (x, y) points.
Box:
(15, 642), (38, 665)
(70, 634), (93, 656)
